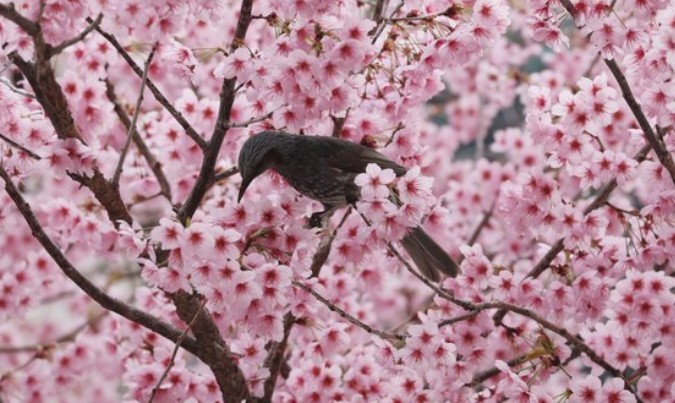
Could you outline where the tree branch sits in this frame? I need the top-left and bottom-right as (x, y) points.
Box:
(437, 310), (481, 328)
(525, 142), (651, 279)
(111, 42), (157, 187)
(0, 165), (202, 357)
(377, 210), (642, 401)
(88, 20), (208, 150)
(466, 354), (528, 387)
(149, 300), (205, 403)
(466, 197), (497, 248)
(293, 281), (406, 341)
(0, 132), (42, 160)
(0, 3), (39, 36)
(258, 208), (352, 402)
(370, 1), (405, 44)
(0, 76), (35, 98)
(169, 291), (250, 402)
(105, 79), (172, 201)
(259, 313), (295, 401)
(225, 111), (274, 129)
(177, 0), (254, 223)
(558, 0), (675, 187)
(488, 143), (653, 325)
(9, 49), (132, 225)
(457, 300), (643, 402)
(213, 167), (239, 183)
(0, 311), (108, 354)
(49, 14), (102, 57)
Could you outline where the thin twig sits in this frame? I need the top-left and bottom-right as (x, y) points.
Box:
(354, 209), (472, 309)
(384, 122), (405, 147)
(213, 167), (239, 183)
(111, 42), (157, 187)
(330, 114), (347, 138)
(466, 354), (528, 387)
(558, 0), (675, 187)
(371, 1), (405, 44)
(437, 310), (481, 328)
(105, 78), (172, 200)
(89, 20), (208, 150)
(460, 300), (643, 402)
(127, 192), (164, 208)
(293, 281), (406, 341)
(525, 142), (651, 279)
(49, 14), (102, 56)
(489, 143), (653, 325)
(0, 311), (108, 354)
(225, 112), (273, 129)
(467, 198), (497, 246)
(0, 132), (41, 159)
(0, 76), (35, 98)
(148, 300), (205, 403)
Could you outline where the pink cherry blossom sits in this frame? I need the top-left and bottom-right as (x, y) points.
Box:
(354, 163), (397, 200)
(1, 0), (674, 401)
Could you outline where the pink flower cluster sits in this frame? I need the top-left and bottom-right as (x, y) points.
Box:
(0, 0), (673, 402)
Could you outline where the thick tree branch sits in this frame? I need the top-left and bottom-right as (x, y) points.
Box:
(9, 51), (132, 225)
(9, 52), (80, 141)
(89, 19), (208, 150)
(259, 314), (295, 401)
(148, 3), (257, 401)
(177, 0), (253, 223)
(170, 291), (251, 403)
(0, 3), (39, 36)
(0, 165), (201, 357)
(371, 0), (387, 27)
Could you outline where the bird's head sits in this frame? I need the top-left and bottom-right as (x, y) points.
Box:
(237, 131), (284, 202)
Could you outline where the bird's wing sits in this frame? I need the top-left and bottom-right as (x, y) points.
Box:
(321, 138), (407, 176)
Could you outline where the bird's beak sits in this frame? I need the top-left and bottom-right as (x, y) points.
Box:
(238, 176), (251, 203)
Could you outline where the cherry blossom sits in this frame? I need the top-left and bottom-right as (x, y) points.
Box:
(0, 0), (673, 401)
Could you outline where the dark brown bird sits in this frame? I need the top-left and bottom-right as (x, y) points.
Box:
(237, 130), (459, 281)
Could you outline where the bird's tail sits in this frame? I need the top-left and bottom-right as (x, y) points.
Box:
(400, 226), (459, 282)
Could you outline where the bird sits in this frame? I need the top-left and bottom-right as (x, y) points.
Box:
(237, 130), (459, 281)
